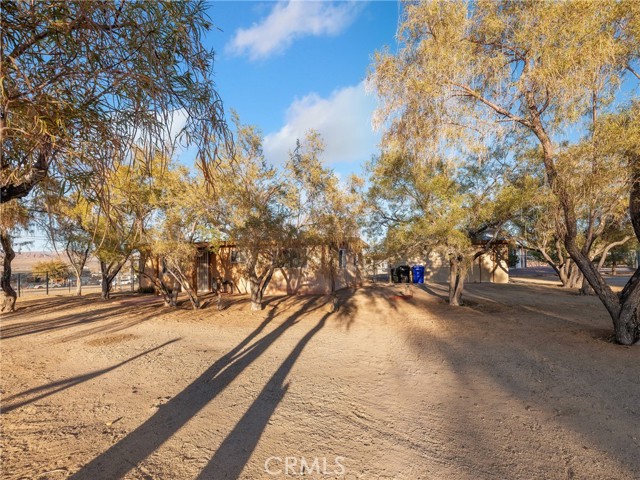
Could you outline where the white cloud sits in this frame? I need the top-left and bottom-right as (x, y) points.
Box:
(227, 1), (363, 61)
(264, 82), (379, 165)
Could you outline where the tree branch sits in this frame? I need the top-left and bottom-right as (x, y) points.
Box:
(1, 143), (51, 202)
(451, 83), (532, 128)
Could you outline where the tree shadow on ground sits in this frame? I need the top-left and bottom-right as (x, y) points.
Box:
(196, 314), (329, 479)
(2, 339), (181, 413)
(0, 299), (164, 340)
(332, 284), (408, 330)
(415, 282), (449, 302)
(4, 292), (150, 317)
(402, 285), (640, 478)
(69, 296), (328, 480)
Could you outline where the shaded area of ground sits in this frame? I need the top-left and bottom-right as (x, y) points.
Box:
(1, 282), (638, 479)
(510, 265), (634, 288)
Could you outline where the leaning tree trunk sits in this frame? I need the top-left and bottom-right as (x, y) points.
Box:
(175, 274), (199, 310)
(448, 254), (466, 306)
(528, 114), (639, 344)
(249, 274), (262, 311)
(100, 277), (111, 300)
(563, 221), (640, 344)
(1, 230), (17, 312)
(537, 245), (578, 288)
(535, 121), (639, 344)
(579, 275), (594, 296)
(100, 261), (117, 300)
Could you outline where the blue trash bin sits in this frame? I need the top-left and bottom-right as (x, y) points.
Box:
(412, 265), (425, 284)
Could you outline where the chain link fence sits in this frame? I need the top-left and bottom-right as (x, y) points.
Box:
(8, 271), (137, 297)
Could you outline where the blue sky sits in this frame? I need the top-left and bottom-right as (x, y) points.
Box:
(198, 1), (400, 176)
(19, 1), (399, 252)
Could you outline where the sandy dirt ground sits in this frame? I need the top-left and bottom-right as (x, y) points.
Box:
(1, 279), (639, 480)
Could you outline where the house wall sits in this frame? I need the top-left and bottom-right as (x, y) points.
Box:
(391, 246), (509, 284)
(212, 245), (363, 296)
(142, 243), (364, 297)
(264, 250), (362, 295)
(139, 254), (193, 292)
(139, 255), (156, 290)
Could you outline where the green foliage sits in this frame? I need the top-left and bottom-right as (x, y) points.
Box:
(205, 114), (290, 304)
(0, 200), (29, 232)
(366, 146), (532, 268)
(286, 131), (364, 249)
(370, 0), (640, 335)
(32, 259), (70, 280)
(1, 0), (228, 201)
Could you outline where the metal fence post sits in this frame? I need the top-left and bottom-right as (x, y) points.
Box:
(46, 272), (49, 295)
(17, 273), (21, 297)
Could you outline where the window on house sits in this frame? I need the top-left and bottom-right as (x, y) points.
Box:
(339, 248), (347, 268)
(230, 249), (245, 264)
(275, 248), (307, 268)
(288, 248), (307, 268)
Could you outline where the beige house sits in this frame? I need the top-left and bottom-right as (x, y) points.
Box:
(390, 244), (509, 284)
(141, 241), (364, 296)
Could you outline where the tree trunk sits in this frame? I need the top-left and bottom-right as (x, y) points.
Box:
(0, 142), (50, 202)
(537, 245), (576, 287)
(101, 278), (111, 300)
(1, 230), (17, 312)
(216, 290), (223, 311)
(66, 246), (89, 297)
(163, 287), (177, 307)
(246, 249), (277, 312)
(139, 269), (175, 306)
(448, 255), (465, 306)
(71, 265), (83, 296)
(100, 261), (115, 300)
(249, 275), (262, 311)
(99, 258), (128, 300)
(579, 275), (594, 296)
(534, 121), (639, 344)
(557, 264), (569, 287)
(566, 262), (583, 289)
(181, 280), (200, 310)
(582, 244), (619, 296)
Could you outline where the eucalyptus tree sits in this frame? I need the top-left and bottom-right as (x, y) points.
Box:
(370, 0), (640, 344)
(1, 0), (228, 202)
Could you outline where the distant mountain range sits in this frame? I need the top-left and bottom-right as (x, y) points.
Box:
(9, 251), (101, 273)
